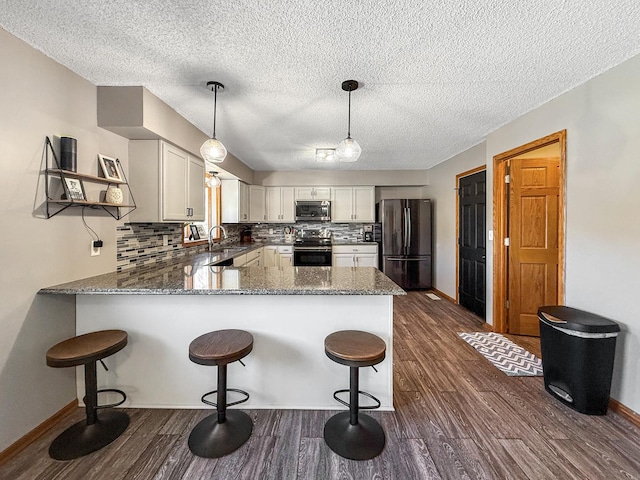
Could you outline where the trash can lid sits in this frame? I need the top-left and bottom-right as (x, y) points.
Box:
(538, 306), (620, 334)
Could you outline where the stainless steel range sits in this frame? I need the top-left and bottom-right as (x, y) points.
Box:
(293, 229), (332, 266)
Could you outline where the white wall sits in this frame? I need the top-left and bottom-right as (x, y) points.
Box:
(484, 54), (640, 412)
(423, 144), (486, 298)
(0, 28), (128, 452)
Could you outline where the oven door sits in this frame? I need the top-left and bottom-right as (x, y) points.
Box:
(293, 248), (332, 266)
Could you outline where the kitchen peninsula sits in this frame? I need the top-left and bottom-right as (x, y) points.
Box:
(40, 251), (405, 411)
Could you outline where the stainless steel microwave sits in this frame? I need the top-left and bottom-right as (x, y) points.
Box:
(295, 201), (331, 222)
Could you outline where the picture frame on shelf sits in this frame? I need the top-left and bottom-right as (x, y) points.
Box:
(63, 177), (86, 201)
(98, 154), (122, 182)
(196, 225), (207, 239)
(190, 224), (200, 240)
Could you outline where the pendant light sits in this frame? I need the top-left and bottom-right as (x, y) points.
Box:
(200, 81), (227, 165)
(335, 80), (362, 162)
(206, 171), (221, 188)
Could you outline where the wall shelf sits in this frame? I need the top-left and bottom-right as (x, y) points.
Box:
(44, 136), (136, 220)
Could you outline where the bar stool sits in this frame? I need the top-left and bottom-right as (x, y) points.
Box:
(324, 330), (386, 460)
(46, 329), (129, 460)
(188, 329), (253, 458)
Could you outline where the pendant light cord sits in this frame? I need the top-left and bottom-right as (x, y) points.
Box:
(212, 85), (218, 139)
(347, 88), (352, 139)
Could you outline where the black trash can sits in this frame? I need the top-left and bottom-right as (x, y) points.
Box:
(538, 306), (620, 415)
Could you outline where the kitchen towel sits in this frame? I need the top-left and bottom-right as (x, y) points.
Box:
(458, 332), (543, 376)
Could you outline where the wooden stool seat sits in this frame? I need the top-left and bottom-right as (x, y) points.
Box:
(188, 329), (254, 458)
(189, 329), (253, 366)
(325, 330), (386, 367)
(324, 330), (386, 460)
(47, 330), (128, 368)
(46, 329), (129, 460)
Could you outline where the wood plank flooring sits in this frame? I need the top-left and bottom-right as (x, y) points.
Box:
(2, 292), (639, 479)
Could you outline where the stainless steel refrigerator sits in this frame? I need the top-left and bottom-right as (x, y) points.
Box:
(377, 199), (432, 289)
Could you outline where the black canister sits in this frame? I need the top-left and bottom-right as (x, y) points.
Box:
(60, 136), (77, 171)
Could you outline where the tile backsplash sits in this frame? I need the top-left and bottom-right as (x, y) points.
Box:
(117, 222), (373, 270)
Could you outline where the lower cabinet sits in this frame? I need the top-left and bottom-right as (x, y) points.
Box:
(263, 245), (294, 267)
(234, 248), (262, 267)
(332, 244), (378, 268)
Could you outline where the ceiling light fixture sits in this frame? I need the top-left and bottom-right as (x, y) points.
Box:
(315, 148), (336, 163)
(335, 80), (362, 163)
(206, 171), (221, 188)
(200, 81), (227, 165)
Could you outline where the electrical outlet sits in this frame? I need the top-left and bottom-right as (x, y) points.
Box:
(90, 242), (101, 256)
(163, 234), (169, 247)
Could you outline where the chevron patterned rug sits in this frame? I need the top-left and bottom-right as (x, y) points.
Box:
(458, 332), (543, 376)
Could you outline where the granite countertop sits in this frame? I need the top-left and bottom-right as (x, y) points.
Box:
(39, 251), (405, 296)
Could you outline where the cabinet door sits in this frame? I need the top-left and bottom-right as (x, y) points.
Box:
(162, 143), (188, 221)
(263, 247), (278, 266)
(331, 187), (353, 222)
(332, 253), (355, 267)
(353, 187), (375, 222)
(312, 187), (331, 200)
(249, 185), (265, 222)
(295, 187), (315, 200)
(279, 253), (293, 267)
(187, 156), (205, 221)
(355, 254), (378, 268)
(240, 182), (249, 222)
(265, 187), (281, 222)
(280, 187), (295, 222)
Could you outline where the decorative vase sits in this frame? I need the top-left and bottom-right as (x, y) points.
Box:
(105, 185), (124, 204)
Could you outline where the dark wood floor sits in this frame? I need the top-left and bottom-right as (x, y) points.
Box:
(2, 292), (640, 479)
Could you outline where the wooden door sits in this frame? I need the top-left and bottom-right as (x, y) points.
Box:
(458, 170), (486, 318)
(507, 157), (560, 336)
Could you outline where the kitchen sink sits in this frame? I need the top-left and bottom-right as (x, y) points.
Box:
(210, 246), (248, 254)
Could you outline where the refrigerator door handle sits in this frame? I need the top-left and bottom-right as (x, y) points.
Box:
(407, 207), (412, 249)
(387, 257), (425, 261)
(403, 207), (408, 250)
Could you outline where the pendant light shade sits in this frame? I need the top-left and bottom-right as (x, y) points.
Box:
(206, 171), (221, 188)
(200, 81), (227, 165)
(336, 80), (361, 163)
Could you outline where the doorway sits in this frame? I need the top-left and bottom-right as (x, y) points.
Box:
(457, 167), (487, 319)
(493, 131), (566, 336)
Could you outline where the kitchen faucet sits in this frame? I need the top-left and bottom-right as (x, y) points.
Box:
(208, 225), (228, 250)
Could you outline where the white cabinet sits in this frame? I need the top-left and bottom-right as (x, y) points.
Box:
(264, 245), (293, 266)
(249, 185), (266, 222)
(233, 253), (247, 267)
(221, 179), (249, 223)
(278, 246), (293, 267)
(263, 246), (278, 266)
(332, 244), (378, 268)
(295, 187), (331, 201)
(245, 248), (262, 267)
(129, 140), (205, 222)
(331, 186), (375, 223)
(266, 187), (295, 222)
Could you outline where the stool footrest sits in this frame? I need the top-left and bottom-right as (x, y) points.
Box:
(201, 388), (250, 408)
(90, 388), (127, 409)
(333, 389), (381, 410)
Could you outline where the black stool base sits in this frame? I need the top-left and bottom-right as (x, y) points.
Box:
(188, 410), (253, 458)
(324, 411), (385, 460)
(49, 410), (130, 460)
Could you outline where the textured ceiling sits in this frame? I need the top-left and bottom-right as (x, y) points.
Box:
(2, 1), (640, 171)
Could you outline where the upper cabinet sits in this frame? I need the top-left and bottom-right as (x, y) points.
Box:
(129, 140), (205, 223)
(221, 179), (249, 223)
(295, 187), (331, 201)
(331, 186), (375, 223)
(248, 185), (266, 222)
(266, 187), (295, 223)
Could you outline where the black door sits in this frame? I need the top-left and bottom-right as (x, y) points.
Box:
(458, 170), (486, 318)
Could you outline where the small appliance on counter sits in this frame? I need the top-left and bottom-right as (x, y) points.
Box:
(240, 227), (252, 243)
(363, 224), (374, 242)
